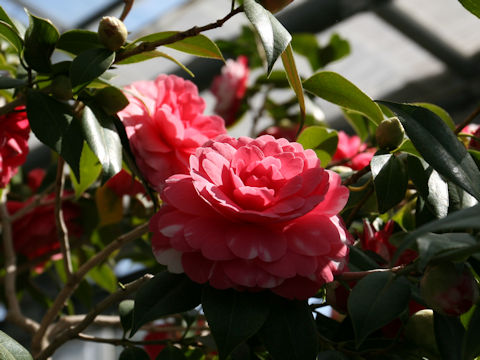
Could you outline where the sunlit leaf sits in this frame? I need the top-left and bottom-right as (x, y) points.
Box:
(0, 20), (23, 53)
(0, 330), (33, 360)
(70, 142), (102, 198)
(116, 50), (194, 77)
(281, 44), (305, 122)
(56, 29), (102, 55)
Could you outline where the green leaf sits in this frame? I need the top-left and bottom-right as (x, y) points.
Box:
(413, 102), (455, 130)
(119, 347), (150, 360)
(70, 142), (102, 198)
(304, 71), (383, 125)
(434, 313), (464, 360)
(131, 272), (202, 336)
(258, 296), (318, 360)
(0, 76), (27, 89)
(342, 109), (371, 142)
(318, 33), (350, 68)
(119, 300), (135, 333)
(378, 101), (480, 201)
(26, 90), (83, 179)
(87, 263), (117, 293)
(297, 126), (338, 166)
(459, 0), (480, 18)
(371, 153), (408, 213)
(348, 272), (411, 345)
(80, 105), (122, 179)
(291, 33), (320, 70)
(70, 48), (115, 90)
(93, 86), (129, 115)
(243, 0), (292, 74)
(56, 29), (102, 55)
(0, 6), (19, 32)
(0, 330), (33, 360)
(23, 11), (59, 72)
(0, 20), (23, 53)
(407, 156), (449, 218)
(157, 346), (187, 360)
(202, 287), (269, 360)
(463, 304), (480, 360)
(317, 351), (350, 360)
(281, 44), (306, 122)
(116, 50), (194, 77)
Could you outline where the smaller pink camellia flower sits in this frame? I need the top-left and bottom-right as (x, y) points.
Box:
(211, 56), (249, 126)
(331, 131), (374, 171)
(105, 169), (144, 197)
(150, 134), (352, 300)
(119, 75), (226, 191)
(0, 107), (30, 188)
(468, 126), (480, 151)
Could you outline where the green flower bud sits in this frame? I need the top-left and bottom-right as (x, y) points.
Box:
(404, 310), (439, 356)
(98, 16), (128, 51)
(375, 117), (405, 150)
(259, 0), (294, 13)
(51, 75), (73, 101)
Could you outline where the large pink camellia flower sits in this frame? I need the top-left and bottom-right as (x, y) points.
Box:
(211, 56), (249, 126)
(119, 75), (226, 191)
(0, 107), (30, 188)
(331, 131), (374, 170)
(150, 135), (352, 299)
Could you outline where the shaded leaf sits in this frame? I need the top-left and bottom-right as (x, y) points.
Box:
(413, 102), (455, 130)
(70, 142), (102, 198)
(56, 29), (102, 55)
(93, 86), (129, 115)
(244, 0), (292, 74)
(116, 50), (194, 77)
(342, 109), (371, 142)
(119, 300), (135, 333)
(95, 184), (123, 227)
(291, 33), (320, 70)
(0, 330), (33, 360)
(281, 43), (305, 122)
(157, 346), (187, 360)
(317, 351), (349, 360)
(434, 312), (464, 360)
(297, 126), (338, 166)
(463, 304), (480, 360)
(0, 76), (27, 89)
(202, 287), (269, 360)
(304, 71), (383, 125)
(0, 20), (23, 53)
(87, 263), (117, 293)
(70, 48), (115, 90)
(119, 347), (150, 360)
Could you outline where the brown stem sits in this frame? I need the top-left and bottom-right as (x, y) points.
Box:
(342, 165), (371, 186)
(455, 103), (480, 135)
(31, 222), (150, 356)
(115, 6), (243, 63)
(0, 189), (40, 333)
(119, 0), (134, 21)
(0, 96), (26, 117)
(345, 185), (374, 228)
(75, 333), (172, 346)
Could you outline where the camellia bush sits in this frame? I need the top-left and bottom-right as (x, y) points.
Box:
(1, 0), (480, 359)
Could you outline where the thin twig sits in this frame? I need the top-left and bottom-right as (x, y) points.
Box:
(119, 0), (134, 21)
(0, 96), (25, 117)
(37, 274), (153, 360)
(75, 333), (171, 346)
(54, 158), (73, 279)
(334, 265), (406, 281)
(0, 189), (40, 333)
(455, 103), (480, 135)
(115, 6), (243, 63)
(345, 185), (374, 228)
(342, 165), (371, 186)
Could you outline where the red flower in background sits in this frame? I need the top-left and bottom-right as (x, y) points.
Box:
(105, 169), (144, 197)
(0, 107), (30, 188)
(211, 56), (249, 126)
(331, 131), (374, 170)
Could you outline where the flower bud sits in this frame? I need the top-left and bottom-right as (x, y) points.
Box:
(404, 310), (439, 355)
(98, 16), (128, 51)
(375, 117), (405, 150)
(420, 262), (479, 316)
(51, 75), (73, 101)
(259, 0), (294, 13)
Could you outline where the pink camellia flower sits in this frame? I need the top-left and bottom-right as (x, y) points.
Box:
(150, 135), (352, 300)
(211, 56), (249, 126)
(331, 131), (374, 170)
(0, 107), (30, 188)
(119, 75), (226, 191)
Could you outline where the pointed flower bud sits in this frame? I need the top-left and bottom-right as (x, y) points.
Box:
(98, 16), (128, 51)
(376, 117), (405, 150)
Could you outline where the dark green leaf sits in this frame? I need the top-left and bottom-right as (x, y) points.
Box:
(70, 142), (102, 198)
(0, 330), (33, 360)
(304, 71), (383, 125)
(413, 102), (455, 130)
(348, 272), (411, 345)
(281, 44), (305, 121)
(291, 33), (320, 70)
(243, 0), (292, 74)
(258, 296), (318, 360)
(116, 50), (194, 77)
(93, 86), (129, 115)
(378, 101), (480, 200)
(26, 90), (83, 178)
(0, 76), (27, 89)
(70, 48), (115, 90)
(459, 0), (480, 18)
(157, 345), (188, 360)
(119, 300), (135, 333)
(0, 20), (23, 53)
(56, 30), (102, 55)
(297, 126), (338, 166)
(318, 33), (350, 68)
(407, 156), (449, 218)
(80, 105), (122, 179)
(24, 11), (59, 72)
(119, 347), (150, 360)
(317, 351), (349, 360)
(463, 303), (480, 360)
(131, 273), (202, 335)
(202, 287), (269, 360)
(0, 6), (19, 32)
(434, 312), (464, 360)
(371, 153), (407, 213)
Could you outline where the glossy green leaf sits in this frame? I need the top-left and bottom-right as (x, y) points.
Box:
(244, 0), (292, 74)
(304, 71), (383, 125)
(0, 21), (23, 53)
(463, 304), (480, 360)
(291, 33), (320, 70)
(281, 43), (306, 122)
(413, 102), (455, 130)
(342, 109), (371, 141)
(157, 346), (187, 360)
(24, 11), (59, 72)
(0, 6), (19, 32)
(379, 101), (480, 200)
(397, 139), (421, 158)
(70, 142), (102, 198)
(119, 347), (150, 360)
(119, 300), (135, 333)
(459, 0), (480, 18)
(0, 76), (27, 89)
(116, 50), (194, 77)
(258, 296), (318, 360)
(0, 330), (33, 360)
(348, 272), (411, 345)
(80, 105), (122, 179)
(93, 86), (129, 115)
(434, 313), (464, 360)
(202, 287), (269, 360)
(407, 156), (449, 218)
(56, 30), (102, 55)
(371, 153), (407, 213)
(26, 90), (83, 179)
(131, 273), (202, 336)
(70, 48), (115, 90)
(317, 351), (350, 360)
(297, 126), (338, 166)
